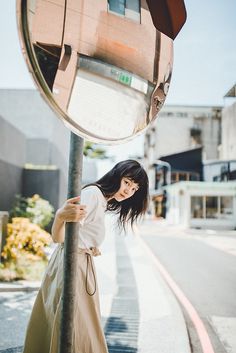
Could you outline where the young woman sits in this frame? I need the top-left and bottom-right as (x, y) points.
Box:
(23, 159), (149, 353)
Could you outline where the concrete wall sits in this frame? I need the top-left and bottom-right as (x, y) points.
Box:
(22, 168), (60, 210)
(222, 102), (236, 159)
(144, 105), (222, 171)
(0, 89), (108, 208)
(0, 89), (70, 205)
(0, 160), (23, 211)
(0, 115), (26, 210)
(0, 115), (26, 166)
(156, 105), (221, 160)
(26, 138), (69, 203)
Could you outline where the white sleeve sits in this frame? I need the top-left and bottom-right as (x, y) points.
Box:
(79, 187), (100, 225)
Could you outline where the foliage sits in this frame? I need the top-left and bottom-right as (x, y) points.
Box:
(2, 218), (52, 261)
(83, 141), (107, 159)
(0, 257), (47, 282)
(0, 218), (52, 281)
(10, 194), (54, 229)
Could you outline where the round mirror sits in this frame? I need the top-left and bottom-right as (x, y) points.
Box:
(17, 0), (173, 144)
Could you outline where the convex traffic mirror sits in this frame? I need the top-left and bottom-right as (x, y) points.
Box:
(17, 0), (173, 144)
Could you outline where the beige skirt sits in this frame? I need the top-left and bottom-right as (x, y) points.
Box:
(23, 244), (109, 353)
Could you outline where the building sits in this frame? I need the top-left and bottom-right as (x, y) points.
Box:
(152, 148), (203, 217)
(144, 104), (222, 189)
(204, 159), (236, 182)
(165, 181), (236, 230)
(143, 102), (236, 230)
(144, 104), (222, 165)
(221, 84), (236, 160)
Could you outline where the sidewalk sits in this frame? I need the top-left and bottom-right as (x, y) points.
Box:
(0, 217), (191, 353)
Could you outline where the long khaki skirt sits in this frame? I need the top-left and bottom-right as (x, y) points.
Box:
(23, 244), (109, 353)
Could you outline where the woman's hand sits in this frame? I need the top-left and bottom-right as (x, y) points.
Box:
(51, 196), (86, 243)
(56, 196), (87, 223)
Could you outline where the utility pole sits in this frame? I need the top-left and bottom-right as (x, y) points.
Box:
(59, 133), (84, 353)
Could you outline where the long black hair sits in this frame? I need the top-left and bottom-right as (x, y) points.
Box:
(93, 160), (149, 229)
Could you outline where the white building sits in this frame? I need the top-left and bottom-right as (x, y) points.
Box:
(165, 181), (236, 230)
(144, 104), (222, 189)
(145, 104), (221, 160)
(221, 84), (236, 160)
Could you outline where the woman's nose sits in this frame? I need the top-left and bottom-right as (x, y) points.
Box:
(124, 187), (131, 195)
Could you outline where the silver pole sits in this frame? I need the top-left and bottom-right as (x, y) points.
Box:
(59, 132), (84, 353)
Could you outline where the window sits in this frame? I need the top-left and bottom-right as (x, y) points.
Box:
(206, 196), (218, 219)
(220, 196), (233, 219)
(109, 0), (125, 15)
(126, 0), (139, 13)
(191, 196), (204, 219)
(108, 0), (140, 21)
(191, 195), (234, 220)
(171, 172), (200, 183)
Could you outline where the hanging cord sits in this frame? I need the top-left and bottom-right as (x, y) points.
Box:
(85, 254), (97, 296)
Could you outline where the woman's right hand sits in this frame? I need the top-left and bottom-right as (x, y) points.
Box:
(56, 196), (87, 223)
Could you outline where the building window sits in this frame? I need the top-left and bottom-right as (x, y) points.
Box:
(191, 195), (233, 220)
(205, 196), (218, 219)
(171, 172), (200, 183)
(108, 0), (125, 15)
(220, 196), (233, 219)
(108, 0), (140, 21)
(191, 196), (204, 219)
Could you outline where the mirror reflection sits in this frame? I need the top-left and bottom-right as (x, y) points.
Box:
(19, 0), (173, 143)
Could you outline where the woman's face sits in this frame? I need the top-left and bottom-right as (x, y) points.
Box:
(113, 177), (139, 202)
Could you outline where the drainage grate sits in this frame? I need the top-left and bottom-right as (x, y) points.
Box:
(104, 236), (139, 353)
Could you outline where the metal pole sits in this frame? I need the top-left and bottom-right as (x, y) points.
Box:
(155, 159), (171, 186)
(59, 132), (84, 353)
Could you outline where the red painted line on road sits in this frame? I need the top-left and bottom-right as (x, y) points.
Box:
(138, 236), (215, 353)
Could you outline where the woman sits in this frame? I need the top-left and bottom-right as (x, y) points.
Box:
(23, 159), (149, 353)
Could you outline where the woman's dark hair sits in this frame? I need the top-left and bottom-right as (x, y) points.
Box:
(93, 160), (149, 229)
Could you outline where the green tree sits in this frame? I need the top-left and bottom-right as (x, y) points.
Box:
(83, 141), (107, 159)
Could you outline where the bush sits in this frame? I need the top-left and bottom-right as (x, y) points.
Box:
(10, 194), (54, 229)
(0, 217), (52, 281)
(0, 257), (47, 282)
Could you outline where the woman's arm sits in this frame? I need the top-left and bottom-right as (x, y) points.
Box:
(51, 196), (86, 243)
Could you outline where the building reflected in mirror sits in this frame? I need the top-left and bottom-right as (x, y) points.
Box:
(25, 0), (173, 142)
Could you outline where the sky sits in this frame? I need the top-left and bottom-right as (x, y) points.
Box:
(0, 0), (235, 159)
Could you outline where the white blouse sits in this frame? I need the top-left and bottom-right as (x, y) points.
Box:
(78, 185), (107, 249)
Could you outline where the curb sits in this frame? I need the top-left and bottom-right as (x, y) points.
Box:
(131, 228), (191, 353)
(0, 282), (40, 293)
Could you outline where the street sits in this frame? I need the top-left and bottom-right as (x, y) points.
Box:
(1, 220), (236, 353)
(0, 292), (36, 351)
(140, 220), (236, 353)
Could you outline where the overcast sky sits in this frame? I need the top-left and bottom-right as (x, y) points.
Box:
(0, 0), (235, 159)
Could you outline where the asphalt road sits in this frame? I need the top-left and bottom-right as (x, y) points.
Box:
(141, 224), (236, 353)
